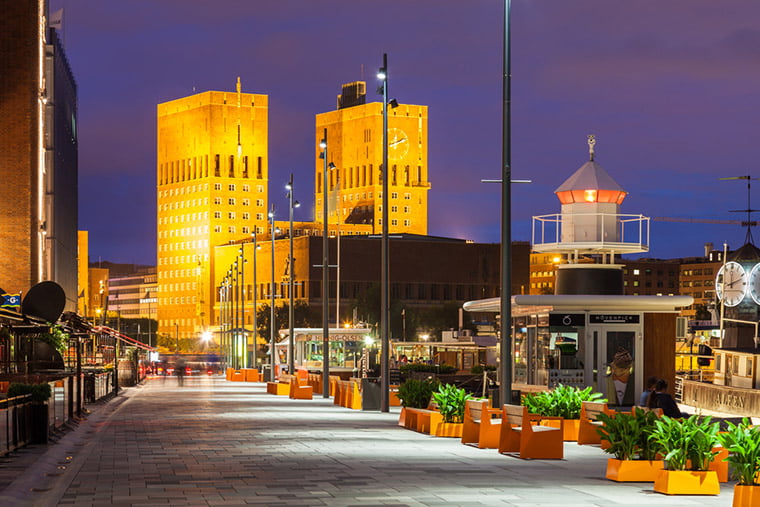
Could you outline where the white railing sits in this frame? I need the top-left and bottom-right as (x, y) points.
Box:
(532, 213), (649, 254)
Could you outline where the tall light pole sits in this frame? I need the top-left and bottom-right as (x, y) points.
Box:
(269, 205), (277, 380)
(252, 232), (258, 368)
(377, 54), (390, 412)
(233, 258), (240, 369)
(320, 131), (330, 398)
(239, 246), (247, 368)
(286, 174), (300, 374)
(500, 0), (513, 407)
(175, 322), (179, 355)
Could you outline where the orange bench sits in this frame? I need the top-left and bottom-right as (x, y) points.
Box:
(577, 401), (613, 445)
(499, 404), (564, 459)
(266, 374), (293, 395)
(461, 399), (502, 449)
(289, 370), (313, 400)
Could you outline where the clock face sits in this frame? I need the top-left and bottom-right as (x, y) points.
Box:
(388, 127), (409, 160)
(716, 261), (748, 307)
(749, 263), (760, 305)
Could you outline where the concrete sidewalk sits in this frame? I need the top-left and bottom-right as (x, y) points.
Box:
(0, 376), (734, 506)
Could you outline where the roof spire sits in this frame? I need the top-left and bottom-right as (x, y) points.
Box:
(587, 134), (596, 161)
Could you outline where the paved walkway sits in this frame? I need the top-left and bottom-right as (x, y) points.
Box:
(0, 376), (736, 506)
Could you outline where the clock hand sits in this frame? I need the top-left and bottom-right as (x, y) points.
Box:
(389, 137), (407, 147)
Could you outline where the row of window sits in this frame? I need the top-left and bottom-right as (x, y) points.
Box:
(212, 197), (265, 207)
(682, 280), (715, 288)
(159, 239), (210, 254)
(158, 183), (265, 198)
(317, 165), (425, 192)
(158, 155), (265, 185)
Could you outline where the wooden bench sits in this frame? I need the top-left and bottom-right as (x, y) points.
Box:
(289, 370), (313, 400)
(499, 404), (564, 459)
(577, 401), (613, 445)
(242, 368), (261, 382)
(308, 373), (323, 394)
(228, 368), (246, 382)
(335, 379), (362, 410)
(461, 399), (502, 449)
(266, 374), (293, 395)
(398, 400), (442, 434)
(328, 375), (340, 397)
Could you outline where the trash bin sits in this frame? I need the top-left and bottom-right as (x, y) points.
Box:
(361, 377), (381, 411)
(261, 365), (273, 382)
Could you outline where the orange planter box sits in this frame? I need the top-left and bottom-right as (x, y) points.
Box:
(654, 470), (720, 496)
(605, 458), (663, 482)
(433, 422), (463, 438)
(542, 418), (580, 441)
(733, 484), (760, 507)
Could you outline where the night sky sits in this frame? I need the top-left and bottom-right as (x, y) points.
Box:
(50, 0), (760, 266)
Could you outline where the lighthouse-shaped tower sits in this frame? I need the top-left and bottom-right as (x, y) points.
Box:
(532, 136), (650, 294)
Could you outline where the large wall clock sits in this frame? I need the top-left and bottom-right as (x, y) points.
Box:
(748, 263), (760, 305)
(716, 261), (748, 307)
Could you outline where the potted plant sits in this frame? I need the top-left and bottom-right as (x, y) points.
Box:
(430, 384), (472, 437)
(396, 378), (438, 426)
(597, 408), (664, 481)
(7, 382), (52, 444)
(650, 414), (721, 495)
(522, 384), (605, 441)
(717, 418), (760, 506)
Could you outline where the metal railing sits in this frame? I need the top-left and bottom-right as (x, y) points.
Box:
(0, 395), (32, 455)
(532, 212), (650, 254)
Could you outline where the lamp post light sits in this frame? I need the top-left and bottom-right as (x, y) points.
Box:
(269, 205), (277, 380)
(175, 322), (179, 355)
(500, 0), (513, 407)
(286, 174), (300, 374)
(239, 246), (247, 368)
(252, 232), (259, 368)
(320, 131), (330, 398)
(377, 53), (390, 412)
(233, 258), (240, 369)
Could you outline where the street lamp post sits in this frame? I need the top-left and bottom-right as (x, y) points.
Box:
(269, 205), (277, 381)
(286, 174), (300, 374)
(252, 232), (258, 368)
(240, 246), (247, 368)
(320, 131), (330, 398)
(378, 54), (390, 412)
(233, 258), (239, 369)
(175, 322), (179, 355)
(500, 0), (513, 406)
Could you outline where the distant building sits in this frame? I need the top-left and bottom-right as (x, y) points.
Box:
(0, 4), (78, 309)
(315, 81), (430, 234)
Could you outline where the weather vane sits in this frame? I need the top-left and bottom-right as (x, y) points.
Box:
(587, 134), (596, 161)
(720, 175), (760, 246)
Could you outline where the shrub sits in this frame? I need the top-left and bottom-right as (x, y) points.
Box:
(718, 418), (760, 485)
(522, 384), (605, 419)
(432, 384), (472, 423)
(397, 378), (439, 409)
(470, 365), (496, 375)
(7, 382), (52, 403)
(399, 363), (456, 374)
(649, 415), (719, 471)
(596, 407), (662, 460)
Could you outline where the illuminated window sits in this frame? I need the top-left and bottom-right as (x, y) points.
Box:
(242, 212), (250, 220)
(242, 199), (250, 206)
(228, 226), (235, 233)
(228, 184), (235, 191)
(214, 183), (221, 190)
(242, 226), (250, 234)
(633, 269), (640, 275)
(256, 199), (264, 207)
(257, 185), (264, 193)
(228, 212), (235, 219)
(214, 226), (221, 233)
(584, 189), (597, 202)
(391, 192), (398, 199)
(228, 198), (235, 205)
(404, 219), (410, 226)
(256, 213), (263, 220)
(214, 211), (221, 219)
(242, 184), (250, 192)
(391, 206), (398, 213)
(404, 206), (410, 213)
(391, 219), (398, 226)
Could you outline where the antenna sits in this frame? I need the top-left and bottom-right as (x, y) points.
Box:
(720, 175), (760, 245)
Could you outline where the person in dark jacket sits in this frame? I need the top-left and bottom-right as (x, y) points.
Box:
(647, 379), (688, 418)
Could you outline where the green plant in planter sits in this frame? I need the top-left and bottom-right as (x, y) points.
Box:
(399, 363), (457, 374)
(432, 384), (472, 423)
(522, 384), (605, 419)
(397, 378), (439, 409)
(597, 407), (662, 460)
(36, 325), (69, 354)
(717, 418), (760, 485)
(650, 414), (719, 471)
(7, 382), (52, 403)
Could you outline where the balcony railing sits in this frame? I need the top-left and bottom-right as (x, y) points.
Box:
(532, 213), (650, 255)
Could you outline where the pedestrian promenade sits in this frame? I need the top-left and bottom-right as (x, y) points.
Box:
(0, 376), (735, 506)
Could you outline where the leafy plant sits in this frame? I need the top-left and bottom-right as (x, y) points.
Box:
(470, 365), (496, 374)
(36, 325), (69, 354)
(522, 384), (605, 419)
(7, 382), (52, 403)
(717, 418), (760, 485)
(597, 407), (662, 460)
(399, 363), (456, 374)
(432, 383), (472, 423)
(649, 415), (719, 471)
(397, 378), (439, 409)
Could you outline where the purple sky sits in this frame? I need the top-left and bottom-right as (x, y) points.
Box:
(52, 0), (760, 266)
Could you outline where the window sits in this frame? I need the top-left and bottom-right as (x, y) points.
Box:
(228, 198), (236, 205)
(391, 219), (398, 226)
(214, 226), (222, 233)
(404, 193), (411, 200)
(242, 212), (250, 220)
(404, 206), (410, 213)
(214, 197), (221, 205)
(214, 183), (222, 190)
(228, 212), (236, 219)
(748, 358), (753, 377)
(228, 226), (235, 233)
(256, 213), (264, 220)
(242, 226), (250, 234)
(257, 185), (264, 193)
(243, 184), (250, 192)
(391, 192), (398, 199)
(256, 199), (264, 207)
(242, 199), (250, 206)
(214, 211), (221, 219)
(391, 206), (398, 213)
(404, 219), (410, 226)
(633, 269), (640, 275)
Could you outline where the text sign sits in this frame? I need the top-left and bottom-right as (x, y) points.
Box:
(589, 314), (640, 324)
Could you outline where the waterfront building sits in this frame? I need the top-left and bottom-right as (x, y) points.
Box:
(0, 3), (78, 310)
(315, 81), (430, 234)
(156, 79), (268, 341)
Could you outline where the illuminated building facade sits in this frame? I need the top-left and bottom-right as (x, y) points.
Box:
(315, 81), (430, 234)
(0, 3), (78, 309)
(157, 81), (268, 340)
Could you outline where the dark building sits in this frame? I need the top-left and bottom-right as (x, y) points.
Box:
(0, 3), (78, 309)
